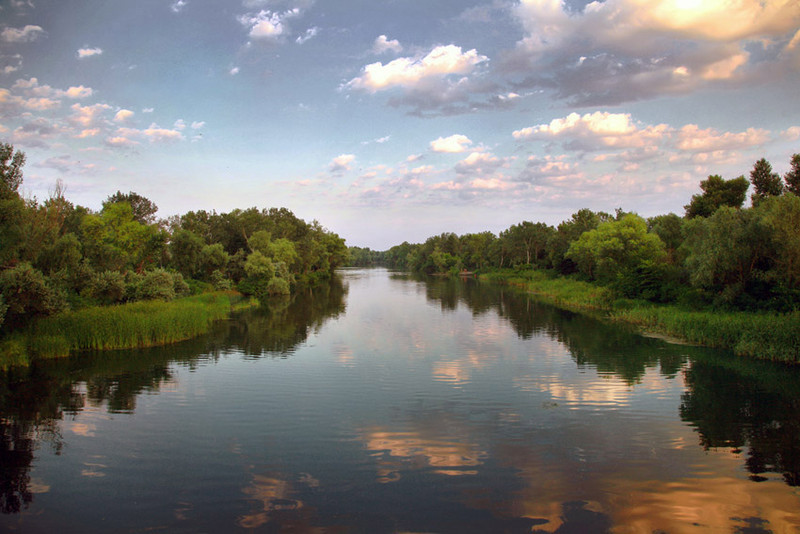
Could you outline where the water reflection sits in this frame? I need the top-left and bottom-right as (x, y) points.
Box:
(1, 269), (800, 532)
(0, 276), (346, 516)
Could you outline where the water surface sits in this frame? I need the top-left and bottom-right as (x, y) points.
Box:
(2, 268), (799, 532)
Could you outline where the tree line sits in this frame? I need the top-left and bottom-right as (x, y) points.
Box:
(0, 143), (348, 334)
(354, 154), (800, 313)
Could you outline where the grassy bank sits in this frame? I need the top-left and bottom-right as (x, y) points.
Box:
(1, 291), (255, 368)
(480, 269), (799, 364)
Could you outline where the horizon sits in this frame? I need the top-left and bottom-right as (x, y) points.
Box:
(1, 0), (799, 250)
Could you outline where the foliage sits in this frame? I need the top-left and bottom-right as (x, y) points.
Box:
(0, 263), (64, 330)
(750, 158), (783, 206)
(684, 174), (749, 218)
(103, 190), (159, 225)
(784, 153), (800, 196)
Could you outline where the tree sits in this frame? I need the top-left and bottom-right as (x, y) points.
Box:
(684, 174), (749, 218)
(500, 221), (554, 268)
(169, 229), (205, 278)
(750, 158), (783, 206)
(0, 143), (25, 199)
(784, 153), (800, 196)
(566, 214), (667, 296)
(103, 191), (158, 225)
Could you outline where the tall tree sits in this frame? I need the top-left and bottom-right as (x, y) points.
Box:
(103, 191), (159, 225)
(0, 143), (25, 199)
(750, 158), (783, 206)
(784, 153), (800, 196)
(684, 174), (749, 218)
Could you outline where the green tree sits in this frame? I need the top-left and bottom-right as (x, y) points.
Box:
(500, 221), (554, 268)
(566, 214), (667, 295)
(103, 191), (159, 225)
(684, 174), (749, 218)
(0, 263), (64, 330)
(750, 158), (783, 206)
(757, 193), (800, 292)
(0, 143), (25, 199)
(784, 153), (800, 196)
(169, 229), (205, 278)
(82, 202), (163, 272)
(548, 209), (610, 274)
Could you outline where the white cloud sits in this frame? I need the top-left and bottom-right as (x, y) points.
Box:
(174, 119), (187, 130)
(114, 109), (134, 122)
(191, 121), (205, 129)
(70, 103), (112, 127)
(1, 25), (44, 43)
(77, 47), (103, 59)
(347, 45), (488, 93)
(373, 35), (402, 55)
(781, 126), (800, 140)
(330, 154), (356, 173)
(513, 111), (670, 150)
(171, 0), (188, 13)
(296, 27), (319, 44)
(239, 8), (301, 41)
(63, 85), (93, 99)
(430, 134), (473, 153)
(229, 66), (240, 75)
(676, 124), (770, 152)
(143, 123), (184, 143)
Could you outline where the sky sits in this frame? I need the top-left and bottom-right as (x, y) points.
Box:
(1, 0), (799, 249)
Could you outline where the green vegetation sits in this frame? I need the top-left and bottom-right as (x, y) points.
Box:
(0, 292), (252, 367)
(380, 154), (800, 363)
(0, 142), (348, 367)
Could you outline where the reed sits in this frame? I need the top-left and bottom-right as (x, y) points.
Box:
(614, 305), (800, 363)
(28, 292), (235, 356)
(482, 269), (800, 363)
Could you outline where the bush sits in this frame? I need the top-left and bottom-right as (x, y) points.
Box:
(137, 269), (176, 301)
(0, 262), (63, 330)
(86, 270), (126, 305)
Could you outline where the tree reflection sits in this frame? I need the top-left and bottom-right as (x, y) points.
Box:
(0, 275), (346, 514)
(422, 275), (686, 384)
(680, 357), (800, 486)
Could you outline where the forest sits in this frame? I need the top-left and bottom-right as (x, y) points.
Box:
(0, 143), (348, 337)
(352, 154), (800, 314)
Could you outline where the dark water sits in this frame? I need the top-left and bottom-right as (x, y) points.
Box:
(2, 268), (800, 533)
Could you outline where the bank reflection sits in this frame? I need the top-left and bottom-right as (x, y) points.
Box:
(0, 275), (346, 515)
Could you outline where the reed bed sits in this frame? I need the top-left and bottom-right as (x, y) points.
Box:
(29, 292), (234, 357)
(614, 306), (800, 363)
(482, 269), (800, 363)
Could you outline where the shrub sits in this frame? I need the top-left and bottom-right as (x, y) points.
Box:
(86, 270), (126, 305)
(137, 269), (176, 301)
(0, 262), (62, 330)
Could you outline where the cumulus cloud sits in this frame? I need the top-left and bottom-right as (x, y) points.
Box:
(1, 54), (22, 74)
(503, 0), (800, 105)
(373, 35), (402, 55)
(239, 8), (301, 41)
(171, 0), (188, 13)
(114, 109), (134, 122)
(1, 25), (44, 43)
(430, 134), (473, 153)
(675, 124), (770, 152)
(330, 153), (355, 173)
(77, 47), (103, 59)
(514, 111), (670, 151)
(347, 45), (488, 93)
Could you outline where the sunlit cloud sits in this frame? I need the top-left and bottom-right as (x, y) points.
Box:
(77, 47), (103, 59)
(372, 35), (402, 55)
(329, 153), (355, 173)
(1, 25), (44, 43)
(430, 134), (472, 153)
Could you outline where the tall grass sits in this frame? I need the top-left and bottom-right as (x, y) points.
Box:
(614, 305), (800, 363)
(482, 269), (800, 364)
(28, 292), (236, 357)
(480, 269), (613, 312)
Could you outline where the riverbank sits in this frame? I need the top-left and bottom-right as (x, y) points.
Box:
(480, 269), (800, 364)
(0, 291), (256, 369)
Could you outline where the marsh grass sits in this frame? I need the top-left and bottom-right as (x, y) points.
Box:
(482, 269), (799, 363)
(21, 292), (237, 359)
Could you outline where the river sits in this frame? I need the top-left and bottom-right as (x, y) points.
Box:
(1, 268), (799, 533)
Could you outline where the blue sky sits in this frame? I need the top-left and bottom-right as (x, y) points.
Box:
(1, 0), (799, 249)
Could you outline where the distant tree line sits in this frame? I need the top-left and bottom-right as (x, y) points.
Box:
(0, 143), (348, 334)
(365, 154), (800, 313)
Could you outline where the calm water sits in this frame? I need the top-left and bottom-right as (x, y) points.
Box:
(2, 268), (800, 533)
